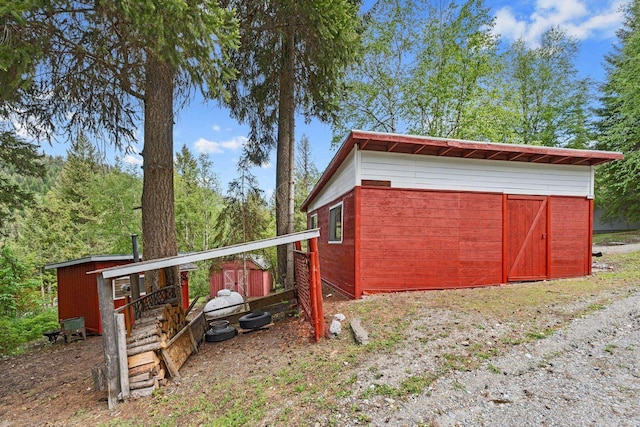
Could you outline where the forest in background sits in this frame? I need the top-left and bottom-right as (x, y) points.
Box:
(1, 0), (640, 355)
(0, 132), (319, 355)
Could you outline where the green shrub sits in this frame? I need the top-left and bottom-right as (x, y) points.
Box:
(0, 307), (59, 355)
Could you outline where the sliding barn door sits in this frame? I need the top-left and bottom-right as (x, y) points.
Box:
(505, 195), (548, 281)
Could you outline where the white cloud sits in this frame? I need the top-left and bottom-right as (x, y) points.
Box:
(260, 161), (272, 169)
(193, 135), (248, 154)
(493, 0), (624, 46)
(123, 154), (143, 166)
(212, 124), (221, 132)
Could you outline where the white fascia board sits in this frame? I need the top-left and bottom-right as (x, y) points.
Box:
(90, 229), (321, 279)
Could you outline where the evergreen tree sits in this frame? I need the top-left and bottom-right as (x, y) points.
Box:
(0, 245), (41, 317)
(2, 1), (239, 294)
(174, 145), (222, 252)
(596, 0), (640, 222)
(219, 0), (361, 288)
(0, 132), (45, 233)
(294, 135), (320, 231)
(215, 156), (270, 248)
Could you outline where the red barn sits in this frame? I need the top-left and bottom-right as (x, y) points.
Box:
(209, 255), (273, 298)
(301, 131), (623, 299)
(45, 255), (195, 334)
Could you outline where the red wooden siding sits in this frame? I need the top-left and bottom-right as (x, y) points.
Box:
(505, 196), (548, 281)
(311, 187), (593, 299)
(310, 190), (356, 298)
(57, 260), (122, 335)
(549, 196), (591, 278)
(357, 188), (503, 296)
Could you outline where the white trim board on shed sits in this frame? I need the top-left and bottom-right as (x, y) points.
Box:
(88, 229), (320, 279)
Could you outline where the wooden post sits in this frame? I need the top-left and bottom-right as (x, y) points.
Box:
(308, 237), (324, 341)
(97, 274), (121, 408)
(130, 234), (141, 301)
(124, 295), (132, 337)
(115, 313), (130, 400)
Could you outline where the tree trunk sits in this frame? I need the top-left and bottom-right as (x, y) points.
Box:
(276, 25), (296, 289)
(142, 53), (180, 304)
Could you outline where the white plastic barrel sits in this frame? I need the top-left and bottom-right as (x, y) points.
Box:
(203, 289), (245, 320)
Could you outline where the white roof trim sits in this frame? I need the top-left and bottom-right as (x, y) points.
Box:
(45, 255), (140, 270)
(45, 255), (199, 272)
(89, 229), (321, 279)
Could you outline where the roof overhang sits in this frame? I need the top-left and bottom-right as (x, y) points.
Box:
(301, 130), (624, 211)
(45, 254), (198, 272)
(45, 255), (141, 270)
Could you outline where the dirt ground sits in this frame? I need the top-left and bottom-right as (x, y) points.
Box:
(0, 310), (320, 427)
(1, 247), (638, 426)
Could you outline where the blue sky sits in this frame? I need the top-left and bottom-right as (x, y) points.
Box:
(36, 0), (626, 198)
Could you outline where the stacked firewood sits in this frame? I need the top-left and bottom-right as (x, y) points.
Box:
(126, 303), (186, 397)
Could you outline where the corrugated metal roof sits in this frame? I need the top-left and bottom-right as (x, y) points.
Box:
(301, 130), (624, 211)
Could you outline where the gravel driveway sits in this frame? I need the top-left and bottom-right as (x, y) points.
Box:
(368, 290), (640, 427)
(343, 244), (640, 427)
(593, 242), (640, 255)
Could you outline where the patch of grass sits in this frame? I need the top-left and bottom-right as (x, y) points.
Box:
(452, 380), (466, 392)
(586, 303), (606, 312)
(400, 374), (435, 395)
(604, 344), (616, 353)
(526, 328), (554, 340)
(361, 383), (403, 399)
(275, 367), (303, 385)
(592, 230), (640, 245)
(440, 353), (470, 372)
(487, 364), (501, 374)
(357, 413), (373, 423)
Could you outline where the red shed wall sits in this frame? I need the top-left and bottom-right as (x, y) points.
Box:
(358, 188), (503, 296)
(310, 190), (356, 298)
(549, 196), (592, 278)
(209, 260), (272, 298)
(58, 260), (190, 335)
(311, 188), (592, 299)
(57, 260), (123, 335)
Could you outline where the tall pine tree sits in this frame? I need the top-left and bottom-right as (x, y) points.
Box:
(596, 0), (640, 222)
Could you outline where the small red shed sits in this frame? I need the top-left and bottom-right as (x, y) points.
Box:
(301, 131), (624, 299)
(209, 255), (273, 298)
(45, 255), (195, 334)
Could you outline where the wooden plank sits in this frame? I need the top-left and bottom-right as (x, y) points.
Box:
(126, 335), (160, 349)
(129, 378), (156, 390)
(161, 348), (180, 380)
(128, 351), (159, 369)
(128, 361), (159, 377)
(249, 289), (296, 311)
(237, 322), (274, 335)
(165, 330), (193, 371)
(127, 342), (163, 356)
(130, 385), (156, 398)
(187, 327), (198, 354)
(129, 372), (152, 383)
(188, 312), (207, 343)
(97, 274), (120, 409)
(115, 313), (130, 400)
